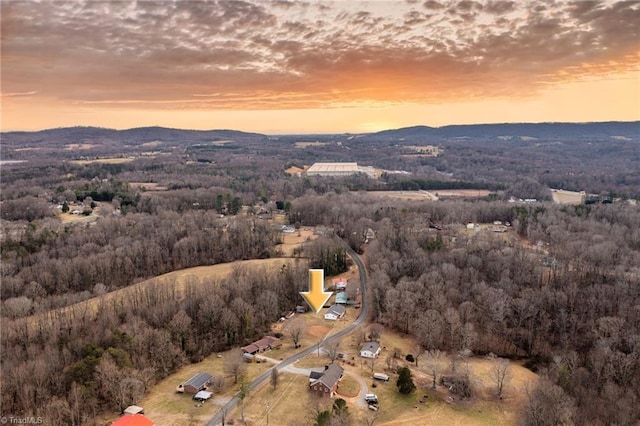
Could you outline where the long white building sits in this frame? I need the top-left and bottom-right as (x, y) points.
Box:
(306, 162), (375, 178)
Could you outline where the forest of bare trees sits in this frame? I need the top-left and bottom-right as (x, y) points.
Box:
(1, 127), (639, 424)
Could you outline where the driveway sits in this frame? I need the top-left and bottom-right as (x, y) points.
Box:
(343, 370), (369, 409)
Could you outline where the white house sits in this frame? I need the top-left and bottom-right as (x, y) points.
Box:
(360, 342), (381, 358)
(324, 304), (346, 321)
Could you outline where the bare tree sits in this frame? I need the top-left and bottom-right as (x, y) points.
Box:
(324, 339), (341, 361)
(285, 317), (307, 348)
(425, 349), (445, 390)
(490, 354), (510, 399)
(368, 324), (384, 342)
(363, 411), (378, 426)
(521, 379), (575, 426)
(369, 357), (377, 374)
(413, 344), (424, 367)
(224, 348), (247, 384)
(384, 355), (396, 371)
(211, 375), (225, 393)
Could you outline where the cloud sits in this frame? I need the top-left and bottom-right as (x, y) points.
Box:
(1, 91), (37, 97)
(1, 0), (638, 111)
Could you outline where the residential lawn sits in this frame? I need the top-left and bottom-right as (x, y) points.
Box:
(335, 374), (359, 398)
(235, 372), (329, 426)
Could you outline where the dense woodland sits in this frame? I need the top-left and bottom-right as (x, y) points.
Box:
(1, 124), (639, 424)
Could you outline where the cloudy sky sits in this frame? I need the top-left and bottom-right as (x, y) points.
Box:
(1, 0), (638, 133)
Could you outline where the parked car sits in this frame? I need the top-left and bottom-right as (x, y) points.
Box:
(364, 393), (378, 404)
(193, 391), (213, 402)
(368, 404), (379, 411)
(373, 373), (389, 382)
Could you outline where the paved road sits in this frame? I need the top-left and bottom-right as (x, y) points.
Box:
(205, 238), (369, 426)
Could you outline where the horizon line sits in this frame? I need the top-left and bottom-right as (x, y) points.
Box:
(1, 119), (638, 136)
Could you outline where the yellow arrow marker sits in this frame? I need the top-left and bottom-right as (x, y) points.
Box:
(301, 269), (332, 314)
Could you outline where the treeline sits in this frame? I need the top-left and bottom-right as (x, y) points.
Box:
(1, 211), (280, 316)
(385, 178), (504, 191)
(1, 259), (309, 423)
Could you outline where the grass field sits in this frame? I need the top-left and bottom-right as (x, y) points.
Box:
(359, 190), (492, 201)
(71, 157), (135, 165)
(551, 189), (585, 205)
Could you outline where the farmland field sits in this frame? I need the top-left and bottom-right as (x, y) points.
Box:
(360, 190), (491, 201)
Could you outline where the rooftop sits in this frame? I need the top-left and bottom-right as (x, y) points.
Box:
(307, 162), (359, 173)
(361, 341), (380, 352)
(184, 372), (212, 389)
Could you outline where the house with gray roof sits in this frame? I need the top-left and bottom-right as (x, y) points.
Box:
(360, 342), (381, 358)
(176, 372), (212, 394)
(324, 304), (346, 320)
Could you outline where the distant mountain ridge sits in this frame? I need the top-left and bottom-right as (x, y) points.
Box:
(1, 126), (268, 147)
(370, 121), (640, 140)
(1, 121), (638, 146)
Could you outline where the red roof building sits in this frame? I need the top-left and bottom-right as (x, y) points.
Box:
(110, 414), (154, 426)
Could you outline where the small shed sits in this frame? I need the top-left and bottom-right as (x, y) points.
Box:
(123, 406), (144, 415)
(176, 372), (213, 394)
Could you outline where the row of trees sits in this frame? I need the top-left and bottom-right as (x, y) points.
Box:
(1, 211), (280, 313)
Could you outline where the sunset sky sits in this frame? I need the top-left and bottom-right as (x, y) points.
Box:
(1, 0), (639, 134)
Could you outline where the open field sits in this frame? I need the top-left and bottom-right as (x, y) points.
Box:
(551, 189), (585, 204)
(71, 157), (135, 165)
(64, 143), (98, 150)
(276, 228), (318, 256)
(361, 190), (438, 200)
(294, 141), (330, 148)
(58, 208), (102, 224)
(129, 182), (169, 191)
(431, 189), (492, 198)
(360, 190), (492, 201)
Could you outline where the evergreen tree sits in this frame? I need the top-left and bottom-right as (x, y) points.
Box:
(396, 367), (416, 395)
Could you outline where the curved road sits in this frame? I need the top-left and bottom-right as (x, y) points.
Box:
(206, 238), (369, 426)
